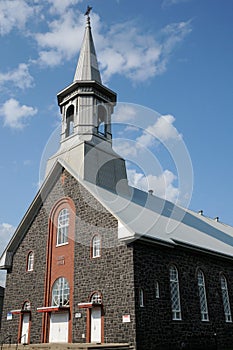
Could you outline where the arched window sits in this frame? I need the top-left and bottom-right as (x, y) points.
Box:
(97, 105), (107, 136)
(169, 265), (181, 320)
(66, 105), (74, 137)
(197, 269), (209, 321)
(22, 301), (31, 311)
(27, 251), (34, 271)
(220, 274), (232, 322)
(91, 292), (102, 305)
(57, 208), (69, 246)
(91, 235), (101, 258)
(139, 288), (144, 307)
(51, 277), (70, 307)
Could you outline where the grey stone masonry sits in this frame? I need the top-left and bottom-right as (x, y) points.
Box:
(133, 240), (233, 350)
(0, 286), (4, 329)
(1, 169), (136, 347)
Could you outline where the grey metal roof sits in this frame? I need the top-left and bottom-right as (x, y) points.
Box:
(2, 159), (233, 271)
(73, 16), (102, 83)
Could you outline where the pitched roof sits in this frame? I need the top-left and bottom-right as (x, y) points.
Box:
(1, 158), (233, 271)
(73, 16), (102, 83)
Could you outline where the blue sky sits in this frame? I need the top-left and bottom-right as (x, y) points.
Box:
(0, 0), (233, 285)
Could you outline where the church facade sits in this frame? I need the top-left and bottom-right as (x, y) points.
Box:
(1, 14), (233, 350)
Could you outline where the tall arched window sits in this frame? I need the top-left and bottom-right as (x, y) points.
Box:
(66, 105), (74, 137)
(27, 251), (34, 271)
(169, 265), (181, 320)
(51, 277), (70, 307)
(57, 208), (69, 246)
(220, 274), (232, 322)
(91, 235), (101, 258)
(197, 269), (209, 321)
(97, 105), (107, 136)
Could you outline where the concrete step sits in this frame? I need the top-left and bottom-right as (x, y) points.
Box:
(1, 343), (134, 350)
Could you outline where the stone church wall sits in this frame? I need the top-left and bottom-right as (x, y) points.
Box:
(1, 169), (136, 346)
(133, 240), (233, 350)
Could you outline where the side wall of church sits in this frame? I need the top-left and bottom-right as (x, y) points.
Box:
(133, 240), (233, 350)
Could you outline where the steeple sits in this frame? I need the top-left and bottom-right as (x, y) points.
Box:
(46, 10), (128, 194)
(73, 16), (102, 83)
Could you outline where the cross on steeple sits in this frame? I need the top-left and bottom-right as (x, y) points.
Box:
(84, 6), (92, 18)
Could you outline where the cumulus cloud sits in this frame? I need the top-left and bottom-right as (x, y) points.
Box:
(35, 10), (86, 67)
(0, 0), (34, 36)
(137, 114), (182, 148)
(113, 114), (182, 159)
(0, 223), (15, 287)
(48, 0), (83, 14)
(32, 5), (191, 82)
(128, 168), (179, 202)
(99, 20), (191, 83)
(0, 63), (34, 90)
(0, 98), (38, 129)
(113, 105), (138, 123)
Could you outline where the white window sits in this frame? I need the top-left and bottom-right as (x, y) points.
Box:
(169, 265), (181, 320)
(52, 277), (70, 307)
(92, 235), (101, 258)
(91, 292), (102, 305)
(57, 208), (69, 246)
(220, 275), (232, 322)
(27, 252), (34, 271)
(155, 281), (160, 299)
(22, 301), (31, 311)
(197, 269), (209, 321)
(66, 105), (74, 137)
(139, 288), (144, 307)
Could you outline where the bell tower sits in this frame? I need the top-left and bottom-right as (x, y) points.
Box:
(46, 12), (128, 193)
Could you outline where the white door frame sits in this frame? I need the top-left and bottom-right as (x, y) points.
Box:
(49, 311), (69, 343)
(21, 313), (30, 344)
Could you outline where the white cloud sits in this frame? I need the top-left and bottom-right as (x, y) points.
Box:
(113, 114), (181, 159)
(128, 168), (179, 202)
(0, 63), (34, 90)
(137, 114), (182, 148)
(113, 105), (138, 123)
(0, 0), (34, 36)
(35, 11), (86, 67)
(113, 141), (138, 158)
(0, 223), (15, 287)
(99, 20), (191, 83)
(0, 98), (38, 129)
(48, 0), (83, 14)
(33, 7), (191, 83)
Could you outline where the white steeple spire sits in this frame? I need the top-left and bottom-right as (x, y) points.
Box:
(73, 15), (102, 83)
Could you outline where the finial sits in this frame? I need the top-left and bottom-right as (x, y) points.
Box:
(84, 5), (92, 17)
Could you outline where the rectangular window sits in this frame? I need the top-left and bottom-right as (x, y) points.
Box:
(155, 281), (160, 299)
(139, 288), (144, 307)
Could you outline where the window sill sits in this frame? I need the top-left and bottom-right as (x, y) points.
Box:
(172, 318), (182, 321)
(56, 242), (69, 247)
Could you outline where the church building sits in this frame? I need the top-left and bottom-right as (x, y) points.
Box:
(2, 13), (233, 350)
